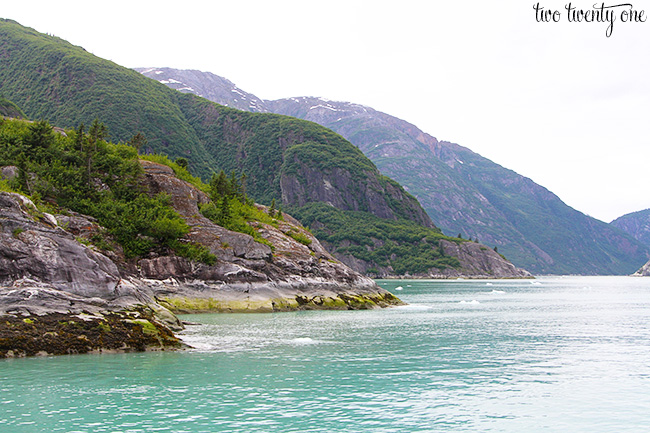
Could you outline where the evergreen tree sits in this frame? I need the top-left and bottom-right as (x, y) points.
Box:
(175, 157), (188, 169)
(128, 132), (147, 152)
(210, 170), (229, 200)
(269, 198), (276, 218)
(88, 118), (108, 149)
(23, 120), (55, 152)
(219, 196), (231, 226)
(74, 123), (85, 151)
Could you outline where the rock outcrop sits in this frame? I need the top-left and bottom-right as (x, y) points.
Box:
(0, 192), (122, 301)
(0, 161), (402, 357)
(436, 240), (532, 278)
(134, 161), (401, 312)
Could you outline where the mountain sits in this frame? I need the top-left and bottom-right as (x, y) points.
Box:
(265, 99), (650, 275)
(0, 19), (526, 278)
(611, 209), (650, 248)
(137, 67), (650, 275)
(133, 67), (269, 113)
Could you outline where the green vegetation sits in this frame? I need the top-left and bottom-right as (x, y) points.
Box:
(0, 19), (470, 275)
(0, 19), (216, 176)
(291, 203), (463, 275)
(0, 97), (26, 118)
(286, 229), (312, 246)
(276, 96), (650, 275)
(198, 169), (276, 247)
(0, 117), (214, 262)
(0, 19), (428, 219)
(0, 178), (17, 193)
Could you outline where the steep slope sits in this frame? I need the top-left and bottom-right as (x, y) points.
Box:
(267, 97), (649, 275)
(611, 209), (650, 248)
(0, 20), (526, 277)
(137, 68), (648, 275)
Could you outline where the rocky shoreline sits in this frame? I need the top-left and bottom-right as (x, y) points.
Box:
(0, 307), (183, 358)
(0, 161), (404, 358)
(0, 276), (402, 358)
(0, 159), (530, 358)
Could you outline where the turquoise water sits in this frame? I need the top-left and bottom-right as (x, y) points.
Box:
(2, 276), (650, 432)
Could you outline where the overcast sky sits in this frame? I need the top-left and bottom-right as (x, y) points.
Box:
(4, 0), (650, 222)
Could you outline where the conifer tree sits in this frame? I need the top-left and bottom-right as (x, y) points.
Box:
(269, 198), (276, 218)
(175, 157), (188, 169)
(128, 132), (147, 152)
(210, 170), (229, 200)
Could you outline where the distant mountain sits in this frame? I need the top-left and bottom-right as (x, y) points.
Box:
(0, 19), (527, 278)
(133, 67), (269, 113)
(611, 209), (650, 248)
(138, 67), (650, 275)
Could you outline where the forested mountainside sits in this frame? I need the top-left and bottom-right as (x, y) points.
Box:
(138, 67), (650, 275)
(0, 19), (527, 277)
(611, 209), (650, 248)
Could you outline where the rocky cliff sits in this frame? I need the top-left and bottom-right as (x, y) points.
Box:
(134, 160), (400, 311)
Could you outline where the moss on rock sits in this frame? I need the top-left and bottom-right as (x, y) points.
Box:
(0, 308), (182, 358)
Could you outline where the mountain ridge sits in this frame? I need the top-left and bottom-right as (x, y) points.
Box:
(0, 19), (528, 278)
(136, 67), (649, 275)
(611, 208), (650, 248)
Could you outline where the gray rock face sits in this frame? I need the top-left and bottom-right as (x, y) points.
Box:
(280, 164), (435, 229)
(437, 240), (532, 278)
(0, 192), (121, 298)
(1, 162), (401, 323)
(138, 173), (400, 306)
(136, 161), (395, 306)
(0, 165), (18, 180)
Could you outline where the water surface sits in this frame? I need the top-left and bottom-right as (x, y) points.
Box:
(2, 276), (650, 432)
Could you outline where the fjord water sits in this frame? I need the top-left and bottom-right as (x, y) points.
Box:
(2, 277), (650, 432)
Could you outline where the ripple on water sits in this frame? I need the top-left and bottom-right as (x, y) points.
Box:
(2, 277), (650, 432)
